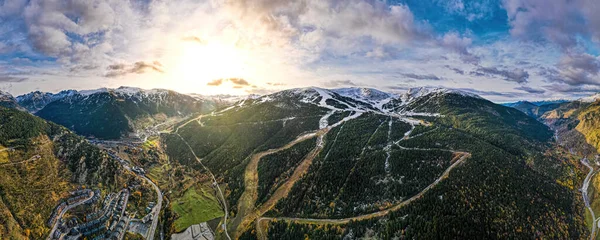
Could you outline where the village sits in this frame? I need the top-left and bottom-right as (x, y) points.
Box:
(46, 148), (159, 240)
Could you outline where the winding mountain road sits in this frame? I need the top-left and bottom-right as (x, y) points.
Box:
(142, 174), (162, 240)
(254, 152), (470, 239)
(234, 131), (326, 238)
(582, 158), (597, 240)
(46, 191), (95, 240)
(230, 109), (470, 239)
(0, 155), (40, 167)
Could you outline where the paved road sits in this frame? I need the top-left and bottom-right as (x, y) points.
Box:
(582, 158), (597, 240)
(46, 191), (95, 240)
(255, 152), (470, 239)
(115, 156), (163, 240)
(175, 133), (232, 240)
(142, 175), (162, 240)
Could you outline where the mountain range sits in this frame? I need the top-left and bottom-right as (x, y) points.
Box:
(0, 86), (597, 239)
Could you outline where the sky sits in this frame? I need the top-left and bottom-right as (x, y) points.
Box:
(3, 0), (600, 101)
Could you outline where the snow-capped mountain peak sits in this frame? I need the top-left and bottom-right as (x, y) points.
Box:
(579, 93), (600, 103)
(0, 90), (24, 111)
(401, 87), (482, 103)
(332, 87), (394, 102)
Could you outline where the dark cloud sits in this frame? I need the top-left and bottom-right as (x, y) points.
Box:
(386, 85), (411, 91)
(542, 83), (600, 94)
(514, 86), (545, 94)
(70, 64), (99, 72)
(550, 53), (600, 86)
(502, 0), (599, 49)
(107, 64), (126, 70)
(471, 66), (529, 83)
(105, 61), (164, 78)
(131, 61), (164, 74)
(323, 80), (358, 87)
(444, 65), (465, 75)
(0, 76), (28, 83)
(207, 79), (223, 86)
(401, 73), (441, 81)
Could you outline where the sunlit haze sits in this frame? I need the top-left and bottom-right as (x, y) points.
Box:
(4, 0), (600, 101)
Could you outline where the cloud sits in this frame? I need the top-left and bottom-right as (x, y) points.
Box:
(550, 53), (600, 86)
(23, 0), (118, 60)
(207, 78), (251, 87)
(454, 88), (523, 98)
(444, 65), (465, 75)
(501, 0), (600, 49)
(0, 76), (28, 83)
(543, 83), (600, 94)
(514, 86), (545, 94)
(323, 80), (358, 87)
(228, 0), (427, 45)
(229, 78), (250, 86)
(207, 79), (223, 86)
(471, 66), (529, 83)
(266, 82), (286, 86)
(439, 32), (479, 64)
(105, 61), (164, 78)
(401, 73), (442, 81)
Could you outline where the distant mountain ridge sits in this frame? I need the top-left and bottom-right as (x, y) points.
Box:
(0, 90), (24, 111)
(16, 90), (77, 113)
(34, 86), (219, 139)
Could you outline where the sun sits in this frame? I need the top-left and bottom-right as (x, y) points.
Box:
(170, 39), (248, 93)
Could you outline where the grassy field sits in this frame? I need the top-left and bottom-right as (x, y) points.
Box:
(171, 185), (224, 232)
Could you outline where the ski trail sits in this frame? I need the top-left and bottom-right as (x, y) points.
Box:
(234, 131), (320, 238)
(320, 110), (336, 129)
(237, 110), (362, 237)
(385, 117), (393, 174)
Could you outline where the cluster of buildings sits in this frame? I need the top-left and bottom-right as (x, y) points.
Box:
(106, 149), (130, 167)
(132, 166), (146, 175)
(47, 188), (95, 230)
(47, 202), (67, 228)
(49, 189), (132, 240)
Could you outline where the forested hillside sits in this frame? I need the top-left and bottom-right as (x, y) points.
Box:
(0, 107), (123, 238)
(169, 87), (586, 239)
(36, 87), (216, 139)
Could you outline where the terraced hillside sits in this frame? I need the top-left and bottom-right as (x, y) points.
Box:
(170, 87), (585, 239)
